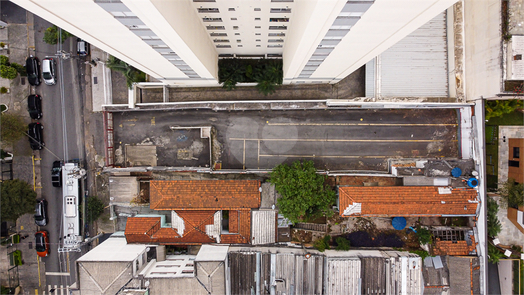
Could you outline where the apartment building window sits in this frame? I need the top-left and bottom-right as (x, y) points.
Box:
(254, 8), (261, 11)
(255, 18), (261, 21)
(270, 8), (291, 13)
(256, 39), (261, 42)
(318, 44), (335, 49)
(255, 26), (261, 29)
(207, 25), (225, 30)
(197, 7), (219, 13)
(255, 33), (261, 36)
(235, 33), (240, 35)
(231, 17), (237, 20)
(238, 45), (243, 47)
(216, 44), (231, 48)
(514, 147), (520, 158)
(233, 26), (239, 30)
(228, 7), (235, 11)
(140, 36), (161, 40)
(269, 26), (287, 30)
(270, 18), (289, 22)
(271, 0), (293, 2)
(256, 45), (261, 47)
(193, 0), (216, 2)
(268, 32), (285, 36)
(268, 39), (284, 43)
(509, 160), (520, 167)
(203, 17), (222, 22)
(210, 32), (227, 36)
(268, 44), (283, 48)
(237, 39), (241, 43)
(213, 39), (230, 42)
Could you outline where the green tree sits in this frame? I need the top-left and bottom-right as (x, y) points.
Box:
(498, 178), (524, 208)
(253, 60), (282, 96)
(87, 196), (105, 222)
(0, 113), (26, 144)
(416, 227), (433, 245)
(43, 25), (73, 45)
(485, 99), (524, 120)
(0, 65), (18, 79)
(314, 235), (331, 252)
(488, 243), (505, 263)
(106, 55), (146, 89)
(1, 179), (37, 222)
(10, 62), (26, 76)
(335, 236), (351, 251)
(487, 196), (502, 237)
(269, 160), (337, 224)
(0, 55), (10, 66)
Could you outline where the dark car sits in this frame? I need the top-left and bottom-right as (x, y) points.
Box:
(35, 231), (49, 257)
(52, 160), (62, 187)
(77, 38), (90, 56)
(27, 122), (44, 150)
(34, 199), (47, 226)
(25, 56), (41, 86)
(27, 94), (42, 119)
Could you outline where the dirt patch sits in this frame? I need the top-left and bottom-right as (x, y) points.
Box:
(327, 175), (401, 187)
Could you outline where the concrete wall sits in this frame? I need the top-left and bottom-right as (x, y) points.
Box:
(77, 261), (133, 295)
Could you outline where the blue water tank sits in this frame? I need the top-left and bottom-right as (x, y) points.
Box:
(467, 178), (479, 188)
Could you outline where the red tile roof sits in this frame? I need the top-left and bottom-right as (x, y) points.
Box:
(432, 235), (477, 256)
(150, 180), (260, 210)
(125, 210), (252, 245)
(339, 186), (478, 217)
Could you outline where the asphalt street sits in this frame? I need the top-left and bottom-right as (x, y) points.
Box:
(113, 108), (459, 171)
(31, 15), (88, 290)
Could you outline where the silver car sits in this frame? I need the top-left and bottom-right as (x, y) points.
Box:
(42, 57), (57, 85)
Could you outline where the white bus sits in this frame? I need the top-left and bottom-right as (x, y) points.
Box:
(62, 162), (82, 249)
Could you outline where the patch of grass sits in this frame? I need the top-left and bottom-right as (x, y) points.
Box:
(486, 110), (524, 126)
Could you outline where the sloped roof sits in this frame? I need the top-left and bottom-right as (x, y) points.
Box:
(432, 235), (477, 256)
(150, 180), (260, 210)
(339, 186), (478, 217)
(125, 210), (252, 245)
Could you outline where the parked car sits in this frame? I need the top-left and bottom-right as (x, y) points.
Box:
(34, 199), (47, 226)
(25, 56), (41, 86)
(35, 231), (49, 257)
(42, 58), (57, 85)
(27, 122), (44, 150)
(77, 38), (90, 56)
(52, 160), (62, 187)
(27, 94), (42, 119)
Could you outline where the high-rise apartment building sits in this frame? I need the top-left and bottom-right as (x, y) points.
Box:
(13, 0), (458, 86)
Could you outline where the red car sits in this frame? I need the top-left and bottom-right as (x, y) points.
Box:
(35, 231), (49, 257)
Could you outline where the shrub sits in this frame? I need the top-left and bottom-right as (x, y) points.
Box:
(499, 179), (524, 209)
(87, 196), (105, 223)
(335, 236), (351, 251)
(488, 243), (505, 263)
(314, 235), (331, 252)
(0, 65), (18, 79)
(10, 62), (26, 76)
(416, 227), (433, 245)
(0, 87), (7, 94)
(0, 55), (9, 66)
(409, 249), (430, 260)
(487, 196), (502, 237)
(0, 113), (26, 143)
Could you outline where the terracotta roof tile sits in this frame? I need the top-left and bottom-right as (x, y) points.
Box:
(150, 180), (260, 210)
(339, 186), (478, 217)
(432, 235), (477, 256)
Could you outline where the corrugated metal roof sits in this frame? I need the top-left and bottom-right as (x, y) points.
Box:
(251, 210), (277, 245)
(326, 258), (361, 295)
(366, 12), (448, 98)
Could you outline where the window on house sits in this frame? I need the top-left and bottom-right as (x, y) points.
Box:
(509, 160), (520, 167)
(514, 147), (520, 158)
(269, 17), (289, 22)
(197, 8), (219, 13)
(270, 8), (291, 13)
(222, 210), (229, 232)
(203, 17), (222, 22)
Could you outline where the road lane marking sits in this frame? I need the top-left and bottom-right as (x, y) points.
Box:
(230, 138), (457, 143)
(266, 122), (457, 126)
(45, 272), (70, 276)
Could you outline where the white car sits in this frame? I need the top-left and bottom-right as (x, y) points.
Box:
(42, 57), (57, 85)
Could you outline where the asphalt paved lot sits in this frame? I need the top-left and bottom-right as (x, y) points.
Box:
(113, 108), (459, 171)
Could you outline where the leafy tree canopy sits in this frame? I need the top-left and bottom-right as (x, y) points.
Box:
(1, 179), (36, 222)
(43, 25), (73, 45)
(485, 99), (523, 120)
(269, 160), (336, 224)
(416, 227), (433, 245)
(487, 196), (502, 238)
(106, 56), (146, 89)
(0, 65), (18, 80)
(1, 113), (26, 144)
(87, 196), (105, 222)
(498, 178), (524, 209)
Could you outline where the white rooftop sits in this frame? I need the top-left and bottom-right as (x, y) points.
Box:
(195, 244), (229, 262)
(77, 236), (147, 262)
